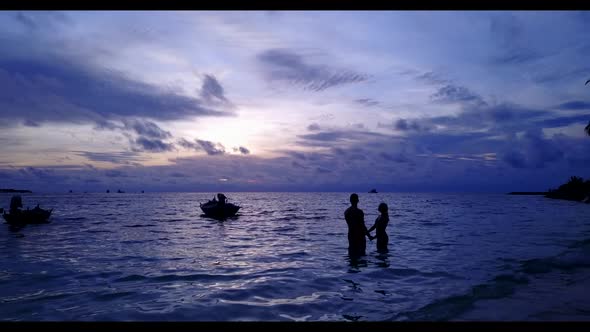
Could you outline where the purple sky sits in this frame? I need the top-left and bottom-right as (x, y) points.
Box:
(0, 11), (589, 192)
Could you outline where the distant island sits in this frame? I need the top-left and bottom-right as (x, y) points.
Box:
(0, 189), (32, 193)
(508, 192), (548, 195)
(545, 176), (590, 203)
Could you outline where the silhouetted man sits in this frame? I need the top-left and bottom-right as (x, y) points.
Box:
(344, 193), (370, 257)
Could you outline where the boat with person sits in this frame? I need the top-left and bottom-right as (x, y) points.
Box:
(200, 193), (240, 219)
(2, 196), (52, 225)
(369, 189), (378, 193)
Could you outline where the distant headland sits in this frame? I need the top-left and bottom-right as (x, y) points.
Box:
(509, 176), (590, 203)
(0, 189), (32, 193)
(545, 176), (590, 203)
(508, 192), (547, 195)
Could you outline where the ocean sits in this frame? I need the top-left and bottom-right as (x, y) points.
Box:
(0, 192), (588, 321)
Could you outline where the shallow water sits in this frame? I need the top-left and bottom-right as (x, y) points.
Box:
(0, 192), (588, 321)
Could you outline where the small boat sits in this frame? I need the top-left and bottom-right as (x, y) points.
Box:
(200, 194), (240, 219)
(200, 201), (240, 219)
(2, 206), (53, 225)
(369, 189), (378, 193)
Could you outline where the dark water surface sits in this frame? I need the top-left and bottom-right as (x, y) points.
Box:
(0, 192), (588, 321)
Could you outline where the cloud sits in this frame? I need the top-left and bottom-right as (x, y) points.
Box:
(307, 123), (321, 131)
(73, 151), (145, 165)
(500, 129), (564, 169)
(297, 129), (390, 147)
(415, 71), (449, 85)
(0, 54), (233, 127)
(533, 114), (590, 129)
(431, 84), (485, 105)
(392, 119), (422, 131)
(123, 119), (172, 139)
(355, 98), (380, 107)
(133, 137), (175, 152)
(488, 13), (545, 65)
(177, 138), (202, 151)
(13, 11), (71, 32)
(257, 48), (369, 92)
(556, 100), (590, 110)
(23, 119), (41, 127)
(196, 139), (226, 155)
(238, 146), (250, 155)
(200, 74), (229, 105)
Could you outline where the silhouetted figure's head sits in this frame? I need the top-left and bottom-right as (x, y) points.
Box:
(350, 193), (359, 206)
(378, 202), (388, 215)
(217, 193), (226, 204)
(10, 195), (23, 211)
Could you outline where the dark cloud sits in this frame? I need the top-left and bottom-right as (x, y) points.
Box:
(73, 151), (145, 165)
(14, 12), (37, 30)
(501, 129), (564, 169)
(200, 74), (228, 104)
(379, 152), (410, 163)
(238, 146), (250, 155)
(177, 138), (201, 151)
(285, 151), (307, 160)
(489, 14), (545, 65)
(93, 120), (122, 131)
(431, 84), (485, 105)
(533, 114), (590, 129)
(13, 11), (71, 31)
(415, 71), (449, 85)
(393, 119), (422, 131)
(123, 119), (171, 139)
(307, 123), (321, 131)
(556, 101), (590, 110)
(196, 139), (226, 155)
(257, 48), (369, 92)
(316, 167), (332, 173)
(23, 119), (41, 127)
(298, 129), (387, 142)
(355, 98), (380, 107)
(0, 55), (232, 127)
(134, 137), (175, 153)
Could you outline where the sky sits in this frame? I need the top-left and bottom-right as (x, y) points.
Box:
(0, 11), (589, 193)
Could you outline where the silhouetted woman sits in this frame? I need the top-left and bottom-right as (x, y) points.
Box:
(368, 203), (389, 253)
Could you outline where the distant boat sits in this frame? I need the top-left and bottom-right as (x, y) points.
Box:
(117, 189), (124, 193)
(369, 189), (378, 193)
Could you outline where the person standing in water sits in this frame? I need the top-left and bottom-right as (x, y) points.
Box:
(344, 193), (371, 257)
(368, 203), (389, 253)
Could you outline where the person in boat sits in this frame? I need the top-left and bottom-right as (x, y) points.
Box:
(368, 203), (390, 253)
(9, 195), (23, 215)
(344, 193), (371, 257)
(217, 193), (227, 206)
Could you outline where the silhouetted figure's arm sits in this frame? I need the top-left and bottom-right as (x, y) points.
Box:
(367, 217), (378, 233)
(360, 211), (371, 239)
(367, 216), (378, 239)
